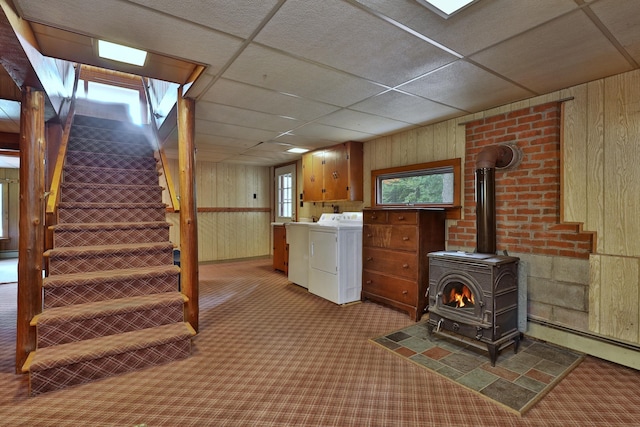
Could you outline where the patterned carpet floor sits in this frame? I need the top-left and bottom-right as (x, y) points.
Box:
(372, 321), (584, 415)
(1, 257), (640, 426)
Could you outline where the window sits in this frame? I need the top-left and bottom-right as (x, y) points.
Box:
(372, 158), (461, 216)
(77, 80), (143, 125)
(275, 163), (296, 223)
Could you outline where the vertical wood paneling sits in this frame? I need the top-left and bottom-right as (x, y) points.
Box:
(586, 80), (605, 253)
(561, 84), (588, 224)
(416, 126), (434, 163)
(599, 255), (639, 343)
(603, 72), (640, 256)
(588, 254), (601, 334)
(433, 122), (449, 161)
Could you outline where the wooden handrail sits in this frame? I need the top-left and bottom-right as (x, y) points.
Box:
(142, 77), (180, 212)
(46, 66), (80, 215)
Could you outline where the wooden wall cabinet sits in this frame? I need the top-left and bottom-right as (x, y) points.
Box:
(302, 141), (363, 202)
(273, 224), (288, 274)
(361, 208), (445, 321)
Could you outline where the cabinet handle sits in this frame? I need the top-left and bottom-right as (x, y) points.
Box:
(402, 263), (409, 269)
(367, 234), (373, 238)
(365, 280), (372, 284)
(402, 236), (409, 241)
(366, 257), (373, 262)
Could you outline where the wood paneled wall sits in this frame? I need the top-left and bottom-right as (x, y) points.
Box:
(0, 168), (19, 254)
(165, 159), (271, 262)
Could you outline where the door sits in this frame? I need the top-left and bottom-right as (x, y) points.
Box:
(275, 163), (296, 223)
(302, 151), (324, 201)
(323, 144), (348, 201)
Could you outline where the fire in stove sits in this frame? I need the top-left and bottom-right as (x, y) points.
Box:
(444, 283), (475, 308)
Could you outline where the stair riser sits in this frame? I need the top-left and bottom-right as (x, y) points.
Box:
(48, 250), (173, 275)
(66, 151), (157, 170)
(64, 167), (159, 186)
(58, 207), (167, 224)
(37, 304), (184, 348)
(60, 186), (162, 204)
(69, 137), (155, 158)
(29, 339), (191, 395)
(71, 125), (149, 144)
(53, 227), (169, 247)
(44, 274), (179, 309)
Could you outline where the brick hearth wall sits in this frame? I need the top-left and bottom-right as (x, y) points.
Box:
(445, 102), (596, 331)
(447, 102), (594, 259)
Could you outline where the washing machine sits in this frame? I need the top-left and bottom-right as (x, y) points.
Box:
(307, 213), (363, 304)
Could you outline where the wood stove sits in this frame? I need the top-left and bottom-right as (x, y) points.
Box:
(427, 143), (521, 365)
(427, 251), (519, 366)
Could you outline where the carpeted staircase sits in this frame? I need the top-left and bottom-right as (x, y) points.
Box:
(22, 114), (195, 395)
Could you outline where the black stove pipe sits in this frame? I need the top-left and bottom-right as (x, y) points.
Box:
(475, 145), (514, 254)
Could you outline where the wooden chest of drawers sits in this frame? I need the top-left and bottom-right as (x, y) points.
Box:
(361, 208), (445, 320)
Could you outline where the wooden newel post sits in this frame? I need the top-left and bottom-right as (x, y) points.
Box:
(177, 87), (199, 332)
(16, 87), (45, 372)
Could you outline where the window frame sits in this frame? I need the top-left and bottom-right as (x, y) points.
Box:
(371, 158), (462, 219)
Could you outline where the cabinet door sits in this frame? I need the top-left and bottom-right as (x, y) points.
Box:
(273, 225), (288, 273)
(302, 151), (324, 201)
(323, 144), (349, 201)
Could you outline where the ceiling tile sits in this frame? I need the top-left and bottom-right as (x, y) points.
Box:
(397, 60), (534, 112)
(196, 120), (279, 144)
(315, 109), (414, 136)
(254, 0), (458, 86)
(590, 0), (640, 65)
(126, 0), (282, 39)
(350, 91), (464, 125)
(223, 44), (388, 107)
(195, 101), (301, 133)
(470, 9), (633, 94)
(202, 79), (340, 121)
(287, 122), (374, 142)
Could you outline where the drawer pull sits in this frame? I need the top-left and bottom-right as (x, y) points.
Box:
(402, 236), (409, 241)
(402, 263), (409, 269)
(402, 290), (408, 295)
(371, 215), (377, 219)
(366, 257), (373, 262)
(367, 234), (373, 238)
(398, 215), (404, 220)
(365, 280), (372, 284)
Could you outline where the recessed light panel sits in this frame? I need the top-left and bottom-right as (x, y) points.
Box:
(98, 40), (147, 66)
(415, 0), (478, 18)
(287, 147), (309, 154)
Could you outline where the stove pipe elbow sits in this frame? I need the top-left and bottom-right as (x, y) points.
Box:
(476, 144), (515, 170)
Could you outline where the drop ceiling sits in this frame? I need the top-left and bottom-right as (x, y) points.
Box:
(5, 0), (640, 166)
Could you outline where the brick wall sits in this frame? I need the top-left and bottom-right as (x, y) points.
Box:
(447, 102), (594, 259)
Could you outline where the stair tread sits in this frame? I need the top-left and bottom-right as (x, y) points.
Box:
(34, 292), (187, 325)
(61, 181), (161, 190)
(44, 241), (174, 257)
(64, 164), (159, 173)
(51, 221), (170, 231)
(58, 201), (167, 208)
(25, 322), (195, 372)
(43, 265), (180, 289)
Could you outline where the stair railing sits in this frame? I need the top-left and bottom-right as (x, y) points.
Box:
(45, 65), (80, 251)
(142, 77), (180, 212)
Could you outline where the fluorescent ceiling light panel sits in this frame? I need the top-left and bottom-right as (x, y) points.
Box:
(287, 147), (309, 154)
(416, 0), (478, 18)
(98, 40), (147, 66)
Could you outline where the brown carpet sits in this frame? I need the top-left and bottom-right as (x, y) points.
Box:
(1, 258), (640, 426)
(371, 321), (584, 415)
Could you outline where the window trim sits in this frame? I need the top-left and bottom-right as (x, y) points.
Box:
(274, 161), (297, 223)
(371, 158), (462, 219)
